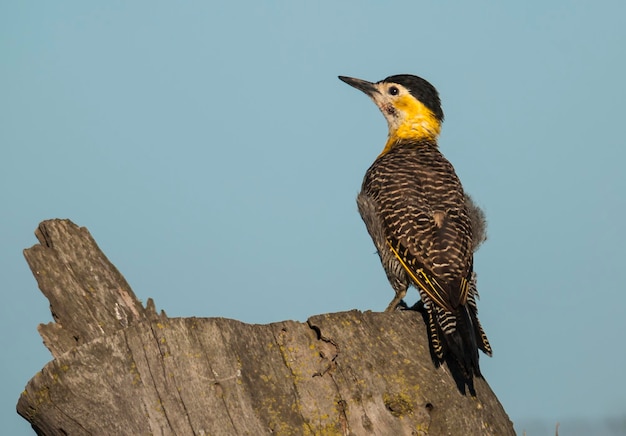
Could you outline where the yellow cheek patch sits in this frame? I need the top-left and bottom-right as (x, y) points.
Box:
(380, 95), (442, 156)
(393, 95), (442, 140)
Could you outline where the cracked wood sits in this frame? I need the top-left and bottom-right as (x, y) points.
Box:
(17, 219), (515, 435)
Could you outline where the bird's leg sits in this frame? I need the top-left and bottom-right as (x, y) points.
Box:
(385, 286), (407, 312)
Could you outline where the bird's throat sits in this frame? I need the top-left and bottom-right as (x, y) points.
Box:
(379, 117), (441, 157)
(378, 96), (441, 157)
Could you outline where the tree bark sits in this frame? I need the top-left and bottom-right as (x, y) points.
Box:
(17, 219), (515, 435)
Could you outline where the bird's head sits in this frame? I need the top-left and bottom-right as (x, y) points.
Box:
(339, 74), (444, 152)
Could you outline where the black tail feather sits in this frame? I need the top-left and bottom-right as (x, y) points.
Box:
(445, 305), (481, 378)
(467, 290), (493, 356)
(418, 300), (487, 380)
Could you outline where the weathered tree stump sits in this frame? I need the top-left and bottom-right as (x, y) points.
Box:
(17, 219), (514, 435)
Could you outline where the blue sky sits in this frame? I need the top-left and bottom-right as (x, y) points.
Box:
(2, 2), (625, 434)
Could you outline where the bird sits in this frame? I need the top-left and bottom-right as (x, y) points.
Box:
(339, 74), (492, 378)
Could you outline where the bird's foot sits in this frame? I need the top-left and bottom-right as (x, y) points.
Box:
(396, 300), (410, 310)
(385, 299), (409, 312)
(384, 289), (408, 312)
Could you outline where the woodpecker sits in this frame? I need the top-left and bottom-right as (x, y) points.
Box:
(339, 74), (492, 377)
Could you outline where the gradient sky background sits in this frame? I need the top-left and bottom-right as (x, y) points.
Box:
(2, 2), (625, 435)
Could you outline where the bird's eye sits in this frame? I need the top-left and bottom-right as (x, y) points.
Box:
(388, 86), (399, 96)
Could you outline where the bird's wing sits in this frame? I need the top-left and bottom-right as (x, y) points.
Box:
(363, 145), (474, 311)
(385, 235), (469, 312)
(381, 204), (473, 311)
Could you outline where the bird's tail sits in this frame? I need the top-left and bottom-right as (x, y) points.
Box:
(425, 301), (491, 378)
(467, 271), (493, 356)
(467, 290), (492, 357)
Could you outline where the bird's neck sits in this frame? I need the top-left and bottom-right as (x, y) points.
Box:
(378, 123), (440, 158)
(378, 106), (441, 157)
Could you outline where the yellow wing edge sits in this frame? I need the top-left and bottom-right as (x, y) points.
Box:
(386, 240), (470, 310)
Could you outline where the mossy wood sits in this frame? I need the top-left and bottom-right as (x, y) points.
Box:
(17, 219), (514, 435)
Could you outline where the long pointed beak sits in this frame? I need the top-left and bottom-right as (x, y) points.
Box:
(338, 76), (379, 98)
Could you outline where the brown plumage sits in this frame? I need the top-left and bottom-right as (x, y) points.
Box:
(340, 74), (492, 377)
